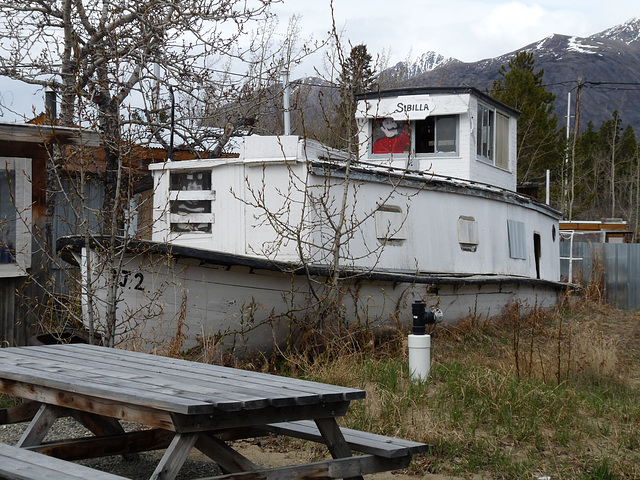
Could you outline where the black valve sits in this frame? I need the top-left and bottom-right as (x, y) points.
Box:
(412, 300), (438, 335)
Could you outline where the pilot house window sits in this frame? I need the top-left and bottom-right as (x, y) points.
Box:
(477, 103), (509, 170)
(371, 116), (458, 155)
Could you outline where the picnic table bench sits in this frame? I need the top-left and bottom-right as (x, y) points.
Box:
(0, 442), (129, 480)
(0, 344), (427, 479)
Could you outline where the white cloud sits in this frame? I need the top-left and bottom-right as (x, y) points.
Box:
(475, 2), (546, 43)
(273, 0), (638, 68)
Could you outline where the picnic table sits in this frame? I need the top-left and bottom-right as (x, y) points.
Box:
(0, 344), (426, 479)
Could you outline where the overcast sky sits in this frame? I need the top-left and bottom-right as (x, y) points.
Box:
(273, 0), (637, 74)
(0, 0), (636, 122)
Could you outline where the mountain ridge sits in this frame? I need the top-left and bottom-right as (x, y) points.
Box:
(386, 17), (640, 132)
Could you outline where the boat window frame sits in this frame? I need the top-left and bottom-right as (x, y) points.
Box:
(476, 102), (510, 170)
(369, 115), (459, 158)
(167, 169), (216, 235)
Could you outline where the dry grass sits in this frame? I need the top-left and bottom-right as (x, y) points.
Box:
(250, 291), (640, 479)
(7, 286), (637, 479)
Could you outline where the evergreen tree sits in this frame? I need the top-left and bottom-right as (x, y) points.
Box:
(336, 44), (376, 153)
(490, 52), (564, 186)
(573, 112), (639, 224)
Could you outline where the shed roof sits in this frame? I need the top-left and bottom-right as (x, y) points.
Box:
(0, 122), (101, 159)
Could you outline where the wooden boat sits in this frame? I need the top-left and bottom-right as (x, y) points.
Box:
(58, 87), (565, 353)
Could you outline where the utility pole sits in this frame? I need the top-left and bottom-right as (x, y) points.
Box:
(563, 91), (571, 214)
(635, 143), (639, 241)
(569, 77), (583, 221)
(610, 111), (619, 218)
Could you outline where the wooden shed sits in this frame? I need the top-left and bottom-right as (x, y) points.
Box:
(0, 122), (101, 346)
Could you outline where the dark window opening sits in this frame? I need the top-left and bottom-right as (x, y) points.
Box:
(170, 200), (212, 214)
(534, 233), (541, 279)
(170, 171), (211, 191)
(371, 115), (458, 156)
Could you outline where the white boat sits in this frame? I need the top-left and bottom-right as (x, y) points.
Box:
(58, 87), (565, 353)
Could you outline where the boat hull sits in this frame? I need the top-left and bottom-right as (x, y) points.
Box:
(60, 238), (565, 354)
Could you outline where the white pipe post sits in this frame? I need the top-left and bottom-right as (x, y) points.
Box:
(409, 301), (435, 382)
(408, 334), (431, 381)
(546, 169), (550, 205)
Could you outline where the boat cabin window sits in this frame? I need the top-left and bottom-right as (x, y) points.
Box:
(169, 170), (214, 233)
(170, 171), (211, 191)
(370, 116), (458, 156)
(375, 205), (406, 244)
(477, 103), (509, 170)
(170, 201), (212, 233)
(507, 219), (527, 260)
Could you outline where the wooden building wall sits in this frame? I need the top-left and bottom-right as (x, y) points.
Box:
(0, 277), (30, 346)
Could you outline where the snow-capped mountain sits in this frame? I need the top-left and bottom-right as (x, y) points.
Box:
(386, 52), (460, 81)
(592, 17), (640, 45)
(413, 52), (459, 73)
(393, 17), (640, 132)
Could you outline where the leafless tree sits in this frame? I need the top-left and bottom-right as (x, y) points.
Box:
(0, 0), (315, 346)
(231, 10), (421, 354)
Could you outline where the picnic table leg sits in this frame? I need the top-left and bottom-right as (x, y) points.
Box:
(150, 432), (200, 480)
(314, 418), (365, 480)
(196, 432), (259, 473)
(16, 403), (62, 448)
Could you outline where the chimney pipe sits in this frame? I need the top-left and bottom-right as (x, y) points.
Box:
(45, 88), (57, 124)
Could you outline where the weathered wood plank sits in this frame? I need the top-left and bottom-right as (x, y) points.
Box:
(0, 346), (331, 411)
(257, 420), (428, 458)
(194, 454), (411, 480)
(0, 124), (102, 147)
(0, 443), (129, 480)
(150, 432), (200, 480)
(27, 428), (175, 460)
(68, 409), (125, 437)
(0, 351), (217, 410)
(16, 404), (62, 448)
(63, 344), (365, 401)
(5, 347), (281, 410)
(0, 400), (40, 424)
(0, 378), (176, 431)
(0, 358), (211, 415)
(68, 409), (139, 461)
(195, 432), (259, 473)
(43, 344), (358, 404)
(170, 402), (352, 434)
(314, 418), (364, 480)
